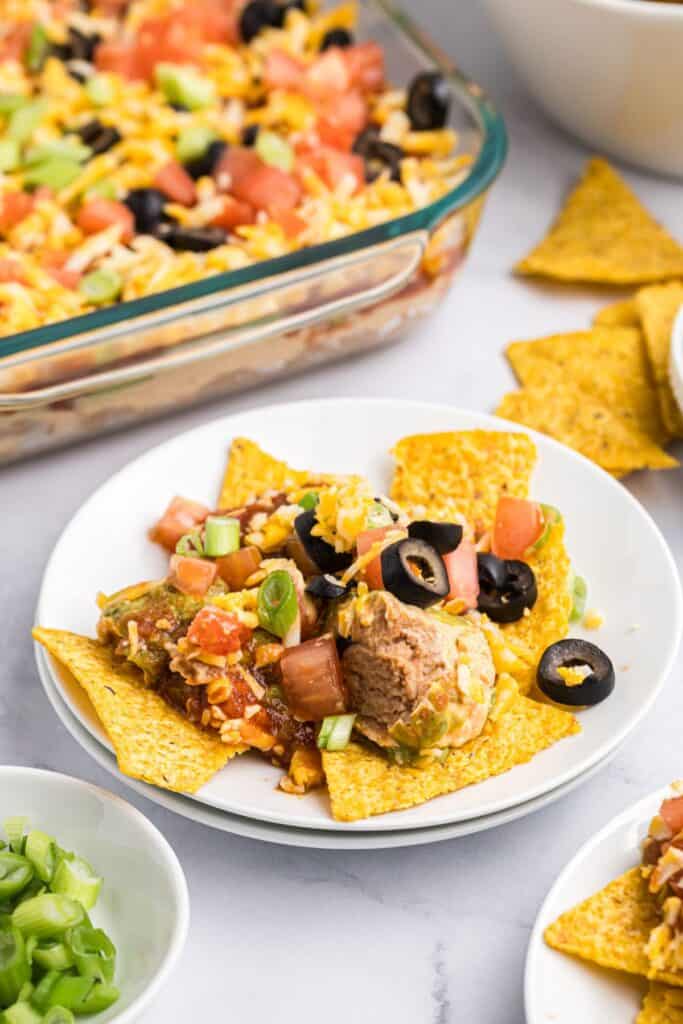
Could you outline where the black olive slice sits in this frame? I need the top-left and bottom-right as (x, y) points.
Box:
(239, 0), (279, 42)
(76, 120), (121, 155)
(537, 639), (615, 707)
(184, 140), (227, 180)
(294, 510), (352, 575)
(306, 575), (349, 600)
(271, 0), (306, 26)
(241, 125), (259, 147)
(477, 557), (537, 624)
(407, 71), (451, 130)
(124, 188), (170, 234)
(160, 225), (229, 252)
(408, 521), (463, 555)
(68, 27), (100, 63)
(321, 28), (353, 50)
(380, 538), (449, 609)
(352, 128), (403, 183)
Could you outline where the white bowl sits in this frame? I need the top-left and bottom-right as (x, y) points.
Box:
(671, 304), (683, 417)
(0, 767), (189, 1024)
(482, 0), (683, 177)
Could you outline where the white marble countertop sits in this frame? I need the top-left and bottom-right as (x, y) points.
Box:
(2, 3), (683, 1022)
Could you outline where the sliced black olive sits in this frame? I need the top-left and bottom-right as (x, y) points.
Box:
(380, 538), (449, 609)
(352, 128), (403, 183)
(271, 0), (306, 26)
(407, 71), (451, 130)
(160, 225), (229, 252)
(477, 557), (537, 624)
(294, 509), (352, 575)
(306, 575), (349, 600)
(239, 0), (279, 42)
(183, 139), (227, 180)
(68, 27), (100, 63)
(124, 188), (170, 234)
(66, 60), (93, 84)
(321, 28), (353, 50)
(76, 120), (121, 155)
(408, 521), (463, 556)
(241, 125), (259, 147)
(537, 639), (615, 707)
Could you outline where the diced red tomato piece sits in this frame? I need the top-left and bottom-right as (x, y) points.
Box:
(443, 540), (479, 608)
(0, 24), (32, 62)
(214, 146), (262, 194)
(661, 796), (683, 836)
(154, 162), (197, 207)
(0, 192), (35, 233)
(356, 527), (392, 591)
(232, 163), (302, 216)
(316, 90), (367, 150)
(94, 40), (140, 79)
(210, 195), (255, 230)
(263, 49), (306, 91)
(271, 208), (306, 239)
(492, 497), (545, 561)
(150, 495), (210, 551)
(0, 258), (26, 284)
(187, 606), (252, 655)
(76, 198), (135, 244)
(42, 250), (81, 289)
(345, 42), (385, 93)
(187, 0), (240, 45)
(306, 48), (351, 97)
(298, 146), (364, 193)
(280, 634), (347, 721)
(168, 554), (217, 597)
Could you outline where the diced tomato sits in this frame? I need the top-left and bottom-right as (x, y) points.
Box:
(187, 606), (251, 655)
(661, 796), (683, 836)
(443, 540), (479, 608)
(0, 192), (35, 233)
(76, 198), (135, 244)
(168, 554), (217, 597)
(280, 634), (347, 721)
(344, 42), (385, 93)
(216, 546), (262, 590)
(298, 146), (364, 193)
(154, 162), (197, 207)
(0, 24), (32, 62)
(316, 90), (367, 150)
(0, 258), (26, 284)
(187, 0), (240, 45)
(94, 40), (139, 79)
(356, 527), (391, 591)
(306, 48), (351, 97)
(214, 146), (262, 194)
(271, 208), (306, 238)
(492, 497), (545, 561)
(150, 495), (210, 551)
(42, 250), (81, 289)
(229, 161), (302, 216)
(210, 195), (255, 230)
(263, 49), (306, 91)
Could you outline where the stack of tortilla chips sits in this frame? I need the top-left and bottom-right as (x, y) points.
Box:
(545, 864), (683, 1022)
(498, 158), (683, 476)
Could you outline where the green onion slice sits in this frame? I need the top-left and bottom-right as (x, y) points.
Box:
(32, 970), (61, 1013)
(85, 74), (115, 107)
(175, 530), (204, 557)
(255, 129), (294, 171)
(176, 124), (216, 164)
(67, 924), (115, 982)
(0, 854), (33, 901)
(24, 831), (56, 884)
(298, 491), (319, 511)
(31, 940), (74, 972)
(4, 819), (27, 856)
(533, 504), (562, 552)
(12, 894), (84, 939)
(78, 268), (122, 306)
(51, 856), (102, 911)
(204, 516), (240, 558)
(43, 1008), (75, 1024)
(257, 571), (298, 639)
(3, 1000), (42, 1024)
(44, 974), (94, 1012)
(74, 980), (120, 1015)
(25, 24), (49, 74)
(0, 925), (30, 1008)
(8, 100), (46, 144)
(569, 574), (588, 624)
(366, 501), (393, 529)
(23, 157), (83, 190)
(317, 714), (356, 751)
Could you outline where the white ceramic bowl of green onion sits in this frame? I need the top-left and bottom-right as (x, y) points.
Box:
(0, 767), (189, 1024)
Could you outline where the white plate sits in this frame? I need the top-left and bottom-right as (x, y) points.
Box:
(39, 653), (619, 850)
(35, 398), (683, 832)
(525, 785), (671, 1024)
(671, 305), (683, 418)
(1, 766), (189, 1024)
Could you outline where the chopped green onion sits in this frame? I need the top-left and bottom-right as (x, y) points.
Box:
(31, 941), (74, 973)
(0, 139), (20, 172)
(4, 820), (27, 856)
(255, 129), (294, 171)
(84, 75), (114, 107)
(24, 832), (56, 884)
(73, 980), (120, 1015)
(16, 981), (32, 1003)
(317, 714), (356, 751)
(366, 501), (393, 529)
(67, 925), (115, 983)
(24, 141), (92, 166)
(11, 894), (84, 940)
(85, 178), (117, 201)
(7, 101), (45, 144)
(25, 24), (49, 74)
(175, 531), (204, 558)
(31, 971), (61, 1013)
(10, 878), (45, 908)
(298, 491), (319, 511)
(257, 571), (298, 639)
(204, 516), (240, 558)
(78, 268), (122, 306)
(176, 124), (216, 164)
(0, 855), (33, 901)
(533, 504), (562, 551)
(43, 1008), (75, 1024)
(50, 857), (101, 912)
(154, 64), (216, 111)
(43, 974), (93, 1012)
(0, 95), (29, 116)
(569, 574), (588, 624)
(0, 926), (30, 1007)
(23, 158), (83, 190)
(3, 1000), (42, 1024)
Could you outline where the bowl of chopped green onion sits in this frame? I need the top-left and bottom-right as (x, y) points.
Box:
(0, 768), (189, 1023)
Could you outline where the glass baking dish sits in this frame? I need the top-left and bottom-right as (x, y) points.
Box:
(0, 0), (507, 465)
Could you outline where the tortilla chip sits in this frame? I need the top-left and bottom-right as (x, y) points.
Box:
(594, 297), (641, 328)
(516, 158), (683, 285)
(636, 283), (683, 438)
(218, 437), (312, 508)
(638, 985), (683, 1024)
(496, 385), (678, 474)
(33, 628), (242, 794)
(506, 327), (668, 445)
(390, 430), (537, 535)
(545, 868), (683, 988)
(322, 693), (579, 821)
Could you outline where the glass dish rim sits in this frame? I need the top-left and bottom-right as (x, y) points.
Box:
(0, 0), (508, 364)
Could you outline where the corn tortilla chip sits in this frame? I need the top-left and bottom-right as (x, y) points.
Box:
(33, 628), (242, 794)
(496, 385), (678, 474)
(218, 437), (312, 508)
(390, 430), (537, 536)
(516, 158), (683, 285)
(322, 694), (579, 821)
(545, 868), (683, 988)
(594, 297), (641, 328)
(636, 283), (683, 438)
(506, 327), (668, 446)
(638, 985), (683, 1024)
